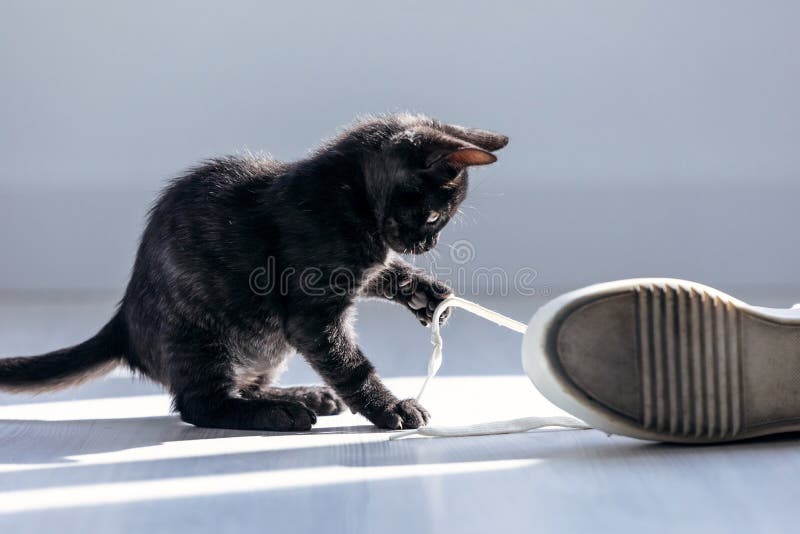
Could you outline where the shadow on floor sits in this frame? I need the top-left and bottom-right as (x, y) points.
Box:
(0, 415), (381, 465)
(3, 412), (800, 494)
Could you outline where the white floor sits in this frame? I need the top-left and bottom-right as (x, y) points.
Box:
(2, 292), (800, 533)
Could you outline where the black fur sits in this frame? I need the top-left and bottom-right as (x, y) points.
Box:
(0, 114), (508, 431)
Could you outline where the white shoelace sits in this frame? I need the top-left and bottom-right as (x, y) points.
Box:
(389, 296), (590, 440)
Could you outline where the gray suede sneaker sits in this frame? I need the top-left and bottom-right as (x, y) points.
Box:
(523, 279), (800, 443)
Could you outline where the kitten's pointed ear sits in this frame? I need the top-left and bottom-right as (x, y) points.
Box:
(416, 127), (501, 169)
(439, 124), (509, 152)
(444, 147), (497, 167)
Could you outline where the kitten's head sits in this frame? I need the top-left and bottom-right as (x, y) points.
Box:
(353, 115), (508, 255)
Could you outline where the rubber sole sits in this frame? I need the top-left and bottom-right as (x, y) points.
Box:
(523, 279), (800, 443)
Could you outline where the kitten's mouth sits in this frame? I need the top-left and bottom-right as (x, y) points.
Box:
(411, 235), (439, 254)
(385, 236), (437, 255)
(384, 220), (439, 254)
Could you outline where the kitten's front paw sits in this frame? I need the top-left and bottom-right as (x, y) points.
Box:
(404, 278), (453, 326)
(370, 399), (431, 430)
(293, 386), (346, 416)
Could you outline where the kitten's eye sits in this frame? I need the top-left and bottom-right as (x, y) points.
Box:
(426, 211), (440, 224)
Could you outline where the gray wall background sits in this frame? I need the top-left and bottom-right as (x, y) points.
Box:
(1, 0), (798, 295)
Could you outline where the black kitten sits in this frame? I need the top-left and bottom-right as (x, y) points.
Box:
(0, 114), (508, 431)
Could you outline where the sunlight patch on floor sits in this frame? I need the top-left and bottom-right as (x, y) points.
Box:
(0, 376), (568, 475)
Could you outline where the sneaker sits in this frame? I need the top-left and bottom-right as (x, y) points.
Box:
(524, 279), (800, 443)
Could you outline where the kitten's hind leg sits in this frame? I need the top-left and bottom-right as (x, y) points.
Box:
(262, 385), (345, 416)
(169, 334), (317, 431)
(177, 393), (317, 431)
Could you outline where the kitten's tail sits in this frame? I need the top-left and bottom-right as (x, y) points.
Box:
(0, 313), (125, 393)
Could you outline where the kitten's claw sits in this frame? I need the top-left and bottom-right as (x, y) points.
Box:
(370, 399), (431, 430)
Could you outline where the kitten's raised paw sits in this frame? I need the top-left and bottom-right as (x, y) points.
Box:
(371, 399), (430, 430)
(405, 279), (453, 326)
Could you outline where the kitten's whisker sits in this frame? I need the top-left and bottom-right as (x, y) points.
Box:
(461, 204), (482, 225)
(423, 249), (440, 269)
